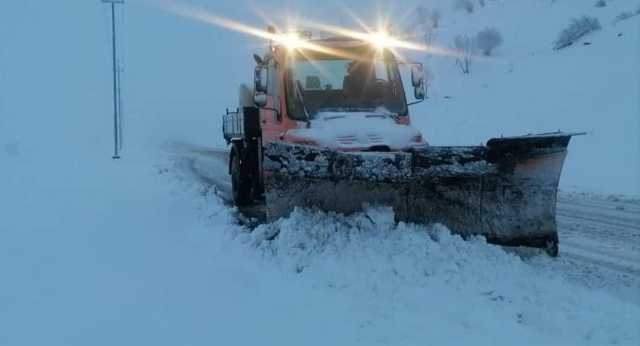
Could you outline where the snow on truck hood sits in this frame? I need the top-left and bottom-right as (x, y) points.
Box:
(286, 112), (426, 150)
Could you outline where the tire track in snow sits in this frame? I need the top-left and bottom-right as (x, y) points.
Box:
(561, 242), (640, 277)
(164, 142), (232, 201)
(557, 192), (640, 287)
(557, 197), (640, 218)
(561, 239), (640, 266)
(556, 210), (639, 231)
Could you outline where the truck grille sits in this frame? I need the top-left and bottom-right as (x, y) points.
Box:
(367, 134), (384, 143)
(337, 135), (357, 145)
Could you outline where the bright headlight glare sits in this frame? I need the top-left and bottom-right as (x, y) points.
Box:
(369, 31), (394, 49)
(279, 33), (304, 50)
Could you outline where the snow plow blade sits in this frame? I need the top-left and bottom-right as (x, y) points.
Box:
(263, 132), (581, 253)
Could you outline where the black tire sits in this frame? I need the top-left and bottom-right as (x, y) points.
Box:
(231, 151), (252, 206)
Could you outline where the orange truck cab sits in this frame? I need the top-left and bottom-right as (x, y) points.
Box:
(222, 32), (427, 206)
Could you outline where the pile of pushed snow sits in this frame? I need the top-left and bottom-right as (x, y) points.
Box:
(243, 207), (639, 345)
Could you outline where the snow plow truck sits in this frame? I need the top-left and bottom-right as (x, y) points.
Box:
(222, 30), (580, 256)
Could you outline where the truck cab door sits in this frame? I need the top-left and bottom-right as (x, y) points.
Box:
(258, 58), (283, 144)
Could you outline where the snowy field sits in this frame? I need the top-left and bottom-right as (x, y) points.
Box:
(2, 0), (639, 345)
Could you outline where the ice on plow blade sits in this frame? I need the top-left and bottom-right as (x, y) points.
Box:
(263, 132), (581, 253)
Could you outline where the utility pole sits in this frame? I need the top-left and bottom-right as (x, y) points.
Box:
(102, 0), (124, 159)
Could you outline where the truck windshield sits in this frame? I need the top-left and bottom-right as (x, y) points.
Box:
(284, 47), (408, 121)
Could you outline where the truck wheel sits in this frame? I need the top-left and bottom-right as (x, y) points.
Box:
(231, 151), (252, 206)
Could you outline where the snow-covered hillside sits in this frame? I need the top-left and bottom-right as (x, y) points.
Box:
(405, 0), (640, 196)
(1, 0), (639, 345)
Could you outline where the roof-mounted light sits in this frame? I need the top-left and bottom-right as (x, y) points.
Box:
(270, 30), (313, 51)
(367, 31), (396, 50)
(279, 33), (305, 50)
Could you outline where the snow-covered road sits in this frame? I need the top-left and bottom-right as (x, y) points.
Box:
(555, 193), (640, 303)
(558, 193), (640, 274)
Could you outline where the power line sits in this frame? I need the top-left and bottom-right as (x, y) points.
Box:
(102, 0), (125, 159)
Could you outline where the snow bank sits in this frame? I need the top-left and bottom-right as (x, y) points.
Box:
(245, 207), (640, 345)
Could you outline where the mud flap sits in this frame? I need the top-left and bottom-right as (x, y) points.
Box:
(263, 133), (580, 251)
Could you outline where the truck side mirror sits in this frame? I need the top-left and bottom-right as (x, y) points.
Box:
(254, 65), (268, 93)
(411, 63), (426, 101)
(411, 64), (425, 88)
(414, 84), (426, 100)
